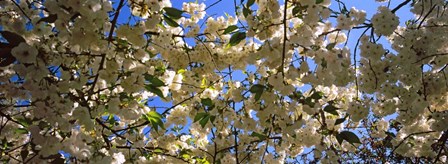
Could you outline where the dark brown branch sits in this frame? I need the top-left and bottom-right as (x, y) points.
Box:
(205, 0), (222, 11)
(433, 130), (448, 163)
(9, 0), (32, 21)
(368, 59), (379, 89)
(413, 53), (448, 64)
(215, 136), (282, 154)
(0, 111), (26, 127)
(233, 127), (239, 164)
(318, 25), (371, 37)
(391, 0), (411, 13)
(391, 131), (436, 155)
(280, 0), (288, 77)
(107, 0), (126, 43)
(418, 5), (437, 28)
(353, 27), (371, 98)
(95, 118), (132, 143)
(89, 0), (126, 96)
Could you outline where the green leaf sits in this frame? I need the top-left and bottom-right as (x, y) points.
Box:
(163, 7), (183, 19)
(199, 115), (210, 128)
(0, 49), (15, 67)
(163, 15), (180, 27)
(181, 153), (190, 159)
(336, 133), (343, 145)
(47, 154), (65, 163)
(180, 149), (193, 159)
(20, 147), (28, 161)
(326, 42), (336, 50)
(107, 116), (117, 126)
(249, 84), (264, 93)
(196, 157), (211, 164)
(117, 38), (129, 48)
(338, 131), (361, 144)
(385, 131), (396, 138)
(290, 91), (302, 100)
(311, 45), (321, 51)
(324, 104), (339, 116)
(250, 132), (267, 140)
(194, 112), (208, 123)
(334, 117), (345, 125)
(153, 148), (164, 153)
(201, 98), (213, 107)
(37, 14), (58, 23)
(209, 115), (216, 123)
(292, 5), (307, 17)
(147, 111), (162, 119)
(14, 128), (28, 134)
(246, 0), (255, 7)
(144, 74), (165, 87)
(193, 112), (214, 128)
(304, 97), (315, 107)
(228, 31), (246, 46)
(223, 25), (238, 34)
(144, 111), (165, 132)
(119, 92), (130, 100)
(292, 6), (300, 16)
(335, 114), (348, 125)
(16, 118), (32, 127)
(243, 6), (251, 18)
(250, 84), (264, 101)
(316, 0), (324, 4)
(200, 77), (208, 89)
(254, 92), (263, 101)
(310, 91), (324, 100)
(1, 137), (13, 149)
(38, 121), (49, 129)
(0, 31), (26, 46)
(145, 84), (165, 98)
(177, 69), (186, 74)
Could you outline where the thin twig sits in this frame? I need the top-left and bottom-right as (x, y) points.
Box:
(391, 0), (411, 13)
(433, 130), (448, 163)
(89, 0), (126, 96)
(353, 27), (371, 99)
(9, 0), (32, 22)
(205, 0), (223, 11)
(280, 0), (288, 77)
(368, 59), (379, 89)
(390, 131), (436, 155)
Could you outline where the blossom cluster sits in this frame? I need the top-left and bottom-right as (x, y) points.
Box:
(0, 0), (447, 163)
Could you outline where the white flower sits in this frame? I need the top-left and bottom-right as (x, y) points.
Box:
(371, 6), (399, 36)
(169, 74), (183, 91)
(136, 156), (147, 164)
(112, 152), (126, 164)
(134, 49), (149, 61)
(11, 42), (38, 64)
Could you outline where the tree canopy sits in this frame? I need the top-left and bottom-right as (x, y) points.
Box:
(0, 0), (447, 163)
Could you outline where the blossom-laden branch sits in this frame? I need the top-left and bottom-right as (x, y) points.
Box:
(1, 0), (448, 163)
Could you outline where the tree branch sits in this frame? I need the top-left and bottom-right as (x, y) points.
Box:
(391, 0), (411, 13)
(280, 0), (288, 77)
